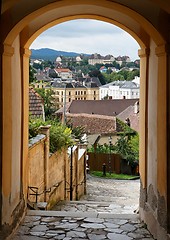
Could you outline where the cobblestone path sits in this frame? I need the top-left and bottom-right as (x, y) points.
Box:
(12, 175), (154, 240)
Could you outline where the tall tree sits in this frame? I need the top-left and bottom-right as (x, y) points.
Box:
(35, 88), (56, 117)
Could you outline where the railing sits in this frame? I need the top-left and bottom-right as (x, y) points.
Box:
(27, 181), (63, 204)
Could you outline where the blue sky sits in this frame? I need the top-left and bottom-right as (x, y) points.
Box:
(30, 19), (140, 61)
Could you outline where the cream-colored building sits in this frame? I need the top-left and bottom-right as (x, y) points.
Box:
(54, 68), (73, 79)
(52, 82), (99, 109)
(88, 53), (115, 65)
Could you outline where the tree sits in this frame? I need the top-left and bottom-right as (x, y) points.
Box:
(33, 62), (43, 70)
(115, 132), (139, 166)
(35, 88), (56, 117)
(29, 65), (36, 83)
(89, 70), (106, 85)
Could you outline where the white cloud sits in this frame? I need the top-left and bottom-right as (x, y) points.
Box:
(30, 19), (140, 61)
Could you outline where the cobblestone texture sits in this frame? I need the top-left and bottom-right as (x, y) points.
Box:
(12, 175), (154, 239)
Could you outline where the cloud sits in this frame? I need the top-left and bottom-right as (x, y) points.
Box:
(31, 19), (140, 60)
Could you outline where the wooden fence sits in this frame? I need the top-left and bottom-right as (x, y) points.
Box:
(87, 152), (121, 174)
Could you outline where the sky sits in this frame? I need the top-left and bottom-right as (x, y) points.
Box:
(30, 19), (140, 61)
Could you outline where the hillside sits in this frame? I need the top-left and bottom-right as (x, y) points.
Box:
(30, 48), (89, 61)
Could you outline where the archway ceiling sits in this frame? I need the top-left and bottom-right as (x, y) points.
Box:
(21, 5), (149, 49)
(2, 0), (168, 47)
(2, 0), (170, 14)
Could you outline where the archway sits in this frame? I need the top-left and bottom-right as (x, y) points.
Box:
(1, 1), (169, 239)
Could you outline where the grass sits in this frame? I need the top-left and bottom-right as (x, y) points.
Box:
(90, 171), (139, 180)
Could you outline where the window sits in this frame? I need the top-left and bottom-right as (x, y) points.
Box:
(69, 98), (71, 102)
(69, 91), (71, 96)
(94, 91), (96, 95)
(84, 91), (86, 94)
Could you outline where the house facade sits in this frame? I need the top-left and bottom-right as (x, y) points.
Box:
(52, 81), (99, 109)
(88, 53), (131, 66)
(99, 78), (140, 100)
(54, 68), (73, 79)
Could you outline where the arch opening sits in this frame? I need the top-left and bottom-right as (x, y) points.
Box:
(1, 1), (170, 239)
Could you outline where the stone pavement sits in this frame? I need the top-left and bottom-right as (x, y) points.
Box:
(12, 175), (154, 239)
(13, 210), (154, 240)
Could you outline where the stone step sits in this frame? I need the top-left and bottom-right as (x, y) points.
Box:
(28, 209), (139, 220)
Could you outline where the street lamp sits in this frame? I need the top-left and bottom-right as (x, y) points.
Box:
(108, 136), (112, 175)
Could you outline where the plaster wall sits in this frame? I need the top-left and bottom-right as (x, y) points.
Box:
(147, 40), (158, 191)
(46, 151), (66, 209)
(11, 36), (22, 206)
(2, 37), (23, 225)
(77, 154), (86, 199)
(28, 136), (46, 202)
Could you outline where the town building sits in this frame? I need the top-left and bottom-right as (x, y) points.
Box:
(52, 80), (99, 109)
(88, 53), (131, 66)
(54, 68), (73, 79)
(99, 77), (140, 100)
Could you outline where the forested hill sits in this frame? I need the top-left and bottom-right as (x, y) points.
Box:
(30, 48), (89, 61)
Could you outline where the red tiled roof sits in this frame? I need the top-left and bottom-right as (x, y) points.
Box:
(29, 87), (45, 120)
(55, 68), (71, 73)
(66, 113), (116, 135)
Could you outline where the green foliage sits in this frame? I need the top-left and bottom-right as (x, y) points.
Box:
(66, 121), (86, 143)
(91, 171), (138, 180)
(29, 118), (46, 139)
(35, 88), (56, 117)
(89, 70), (106, 85)
(88, 143), (116, 154)
(49, 124), (73, 153)
(33, 62), (43, 70)
(29, 65), (36, 83)
(115, 132), (139, 166)
(29, 118), (74, 153)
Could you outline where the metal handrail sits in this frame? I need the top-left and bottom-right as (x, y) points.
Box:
(27, 180), (63, 203)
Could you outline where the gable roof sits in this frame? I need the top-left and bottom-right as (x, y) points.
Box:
(29, 87), (45, 120)
(66, 113), (116, 135)
(55, 68), (72, 73)
(68, 99), (139, 116)
(117, 105), (139, 132)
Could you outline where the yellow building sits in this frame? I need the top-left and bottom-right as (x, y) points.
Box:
(52, 82), (99, 109)
(1, 1), (170, 239)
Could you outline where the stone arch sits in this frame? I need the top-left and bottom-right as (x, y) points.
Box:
(1, 1), (170, 239)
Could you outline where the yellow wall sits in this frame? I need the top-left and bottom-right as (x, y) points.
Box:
(28, 131), (86, 209)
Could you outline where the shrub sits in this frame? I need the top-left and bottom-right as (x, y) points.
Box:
(29, 118), (74, 153)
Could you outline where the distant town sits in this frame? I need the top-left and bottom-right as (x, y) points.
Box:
(30, 50), (140, 112)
